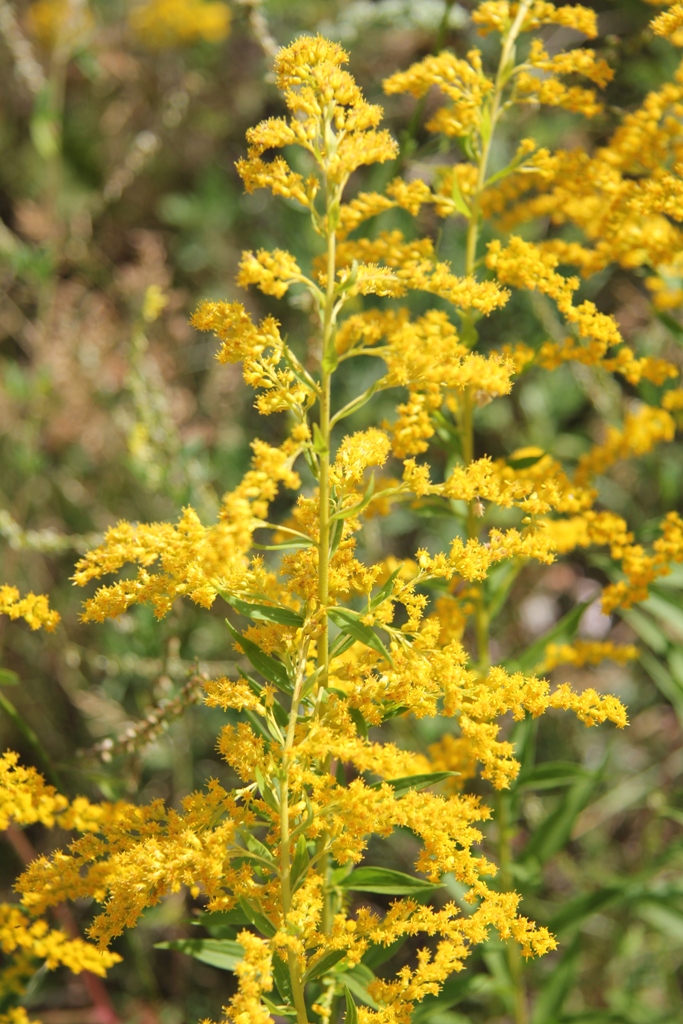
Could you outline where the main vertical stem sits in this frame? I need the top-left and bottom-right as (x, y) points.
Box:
(317, 171), (338, 939)
(281, 662), (311, 1024)
(317, 192), (336, 695)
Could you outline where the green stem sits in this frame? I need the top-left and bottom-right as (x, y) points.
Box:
(314, 161), (340, 945)
(281, 650), (311, 1024)
(464, 0), (532, 277)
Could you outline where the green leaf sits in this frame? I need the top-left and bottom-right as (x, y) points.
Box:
(505, 601), (589, 673)
(327, 607), (392, 664)
(412, 971), (496, 1020)
(252, 540), (311, 551)
(262, 995), (297, 1019)
(340, 965), (379, 1009)
(303, 948), (347, 983)
(330, 632), (357, 659)
(344, 986), (359, 1024)
(515, 761), (592, 792)
(642, 589), (683, 643)
(449, 170), (471, 217)
(369, 771), (459, 794)
(636, 898), (683, 943)
(219, 591), (304, 627)
(291, 835), (309, 890)
(521, 770), (600, 866)
(30, 85), (61, 160)
(245, 832), (276, 864)
(193, 908), (249, 937)
(0, 690), (61, 788)
(531, 934), (580, 1024)
(507, 450), (546, 470)
(370, 567), (402, 610)
(154, 938), (243, 971)
(548, 884), (626, 933)
(313, 422), (329, 454)
(237, 898), (277, 938)
(0, 669), (19, 686)
(329, 516), (345, 559)
(485, 560), (523, 623)
(362, 936), (409, 971)
(254, 766), (280, 813)
(241, 673), (288, 729)
(619, 606), (668, 655)
(657, 309), (683, 342)
(339, 867), (442, 896)
(638, 649), (683, 729)
(225, 618), (291, 693)
(348, 706), (368, 739)
(272, 952), (294, 1002)
(329, 474), (376, 524)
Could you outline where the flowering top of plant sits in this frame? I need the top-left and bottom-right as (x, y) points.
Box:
(3, 5), (683, 1023)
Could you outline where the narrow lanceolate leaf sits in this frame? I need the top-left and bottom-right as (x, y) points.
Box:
(521, 770), (600, 866)
(548, 884), (628, 933)
(244, 832), (276, 864)
(370, 566), (402, 610)
(154, 938), (244, 971)
(507, 449), (546, 470)
(218, 590), (304, 627)
(262, 994), (297, 1019)
(531, 934), (580, 1024)
(290, 835), (310, 890)
(515, 761), (592, 792)
(327, 607), (393, 664)
(505, 601), (589, 672)
(637, 650), (683, 728)
(303, 948), (347, 983)
(369, 771), (459, 794)
(344, 986), (359, 1024)
(237, 897), (277, 938)
(0, 668), (19, 686)
(225, 617), (291, 692)
(339, 964), (380, 1009)
(338, 866), (442, 895)
(272, 953), (294, 1003)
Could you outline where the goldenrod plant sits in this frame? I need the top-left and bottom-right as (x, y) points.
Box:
(3, 3), (683, 1022)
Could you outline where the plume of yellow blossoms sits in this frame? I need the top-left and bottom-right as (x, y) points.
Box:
(0, 585), (60, 632)
(129, 0), (231, 47)
(9, 8), (683, 1023)
(0, 757), (119, 1021)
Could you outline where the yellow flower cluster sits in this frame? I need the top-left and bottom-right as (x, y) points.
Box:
(129, 0), (231, 47)
(26, 0), (93, 52)
(0, 904), (120, 976)
(384, 49), (494, 139)
(0, 585), (60, 632)
(539, 639), (639, 673)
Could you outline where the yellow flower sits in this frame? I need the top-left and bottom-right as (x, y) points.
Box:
(0, 585), (60, 632)
(129, 0), (230, 47)
(26, 0), (93, 52)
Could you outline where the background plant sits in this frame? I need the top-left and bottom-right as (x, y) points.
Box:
(1, 2), (683, 1024)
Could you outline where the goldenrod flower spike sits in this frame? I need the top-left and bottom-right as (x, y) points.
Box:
(129, 0), (231, 47)
(15, 14), (683, 1021)
(0, 585), (60, 632)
